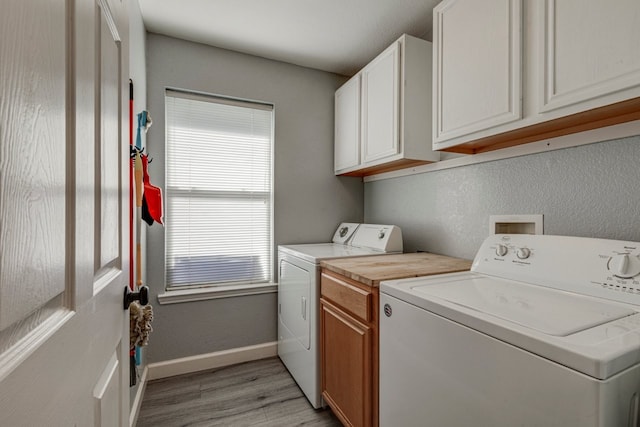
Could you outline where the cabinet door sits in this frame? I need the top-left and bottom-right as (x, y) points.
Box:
(335, 75), (360, 173)
(361, 41), (400, 163)
(321, 300), (372, 427)
(433, 0), (522, 144)
(539, 0), (640, 113)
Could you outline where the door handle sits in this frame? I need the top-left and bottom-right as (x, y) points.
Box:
(301, 296), (307, 321)
(124, 286), (149, 309)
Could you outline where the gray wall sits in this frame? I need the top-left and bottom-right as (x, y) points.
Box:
(365, 135), (640, 261)
(145, 33), (363, 363)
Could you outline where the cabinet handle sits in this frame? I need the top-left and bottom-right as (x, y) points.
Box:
(301, 296), (307, 321)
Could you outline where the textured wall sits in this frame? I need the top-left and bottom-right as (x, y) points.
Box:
(365, 136), (640, 260)
(144, 33), (362, 363)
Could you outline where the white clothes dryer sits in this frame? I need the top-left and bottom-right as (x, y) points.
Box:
(278, 223), (402, 408)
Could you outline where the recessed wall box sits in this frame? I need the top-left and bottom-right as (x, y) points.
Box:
(490, 215), (543, 235)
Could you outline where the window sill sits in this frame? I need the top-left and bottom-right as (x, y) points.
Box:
(157, 282), (278, 305)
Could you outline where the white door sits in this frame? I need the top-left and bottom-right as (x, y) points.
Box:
(278, 259), (311, 349)
(538, 0), (640, 114)
(334, 74), (361, 173)
(361, 41), (400, 163)
(0, 0), (131, 425)
(432, 0), (522, 144)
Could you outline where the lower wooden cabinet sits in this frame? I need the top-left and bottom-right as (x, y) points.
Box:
(320, 271), (378, 427)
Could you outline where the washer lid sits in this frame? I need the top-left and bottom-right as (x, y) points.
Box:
(412, 276), (635, 336)
(381, 271), (640, 380)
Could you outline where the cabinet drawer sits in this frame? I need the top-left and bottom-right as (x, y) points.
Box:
(321, 272), (371, 322)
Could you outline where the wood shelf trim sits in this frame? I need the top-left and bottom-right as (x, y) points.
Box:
(441, 97), (640, 154)
(337, 158), (433, 177)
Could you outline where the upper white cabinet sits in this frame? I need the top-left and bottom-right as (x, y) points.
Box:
(539, 0), (640, 114)
(433, 0), (522, 144)
(433, 0), (640, 154)
(335, 34), (440, 177)
(334, 74), (360, 172)
(362, 42), (400, 163)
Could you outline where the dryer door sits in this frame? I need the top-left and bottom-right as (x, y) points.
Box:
(279, 259), (311, 349)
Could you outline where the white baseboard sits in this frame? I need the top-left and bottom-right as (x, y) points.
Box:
(146, 341), (278, 381)
(129, 365), (148, 427)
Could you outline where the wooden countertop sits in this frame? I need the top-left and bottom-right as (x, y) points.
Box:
(320, 252), (472, 287)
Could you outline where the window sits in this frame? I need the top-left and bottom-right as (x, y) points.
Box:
(165, 89), (273, 290)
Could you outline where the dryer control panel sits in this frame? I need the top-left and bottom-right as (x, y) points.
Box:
(473, 234), (640, 306)
(332, 222), (360, 244)
(349, 224), (403, 253)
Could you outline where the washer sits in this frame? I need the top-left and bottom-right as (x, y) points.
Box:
(278, 223), (402, 409)
(380, 234), (640, 427)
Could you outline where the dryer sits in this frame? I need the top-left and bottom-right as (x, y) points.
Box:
(278, 223), (402, 408)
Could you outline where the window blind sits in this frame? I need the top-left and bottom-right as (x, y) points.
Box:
(165, 90), (273, 289)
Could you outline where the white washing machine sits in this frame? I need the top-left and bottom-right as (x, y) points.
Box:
(278, 223), (402, 409)
(380, 234), (640, 427)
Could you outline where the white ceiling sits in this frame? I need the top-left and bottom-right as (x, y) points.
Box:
(137, 0), (441, 76)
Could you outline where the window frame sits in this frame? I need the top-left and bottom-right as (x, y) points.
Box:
(161, 88), (275, 301)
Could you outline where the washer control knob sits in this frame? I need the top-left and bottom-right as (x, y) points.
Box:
(495, 244), (508, 257)
(608, 254), (640, 279)
(516, 247), (531, 260)
(339, 226), (349, 237)
(378, 229), (386, 239)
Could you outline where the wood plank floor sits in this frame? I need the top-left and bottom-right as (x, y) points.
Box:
(137, 357), (342, 426)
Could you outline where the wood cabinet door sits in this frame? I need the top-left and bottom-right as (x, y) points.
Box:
(538, 0), (640, 114)
(433, 0), (522, 145)
(321, 300), (372, 427)
(361, 41), (400, 164)
(335, 74), (361, 173)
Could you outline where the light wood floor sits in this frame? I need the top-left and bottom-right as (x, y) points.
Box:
(137, 357), (342, 426)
